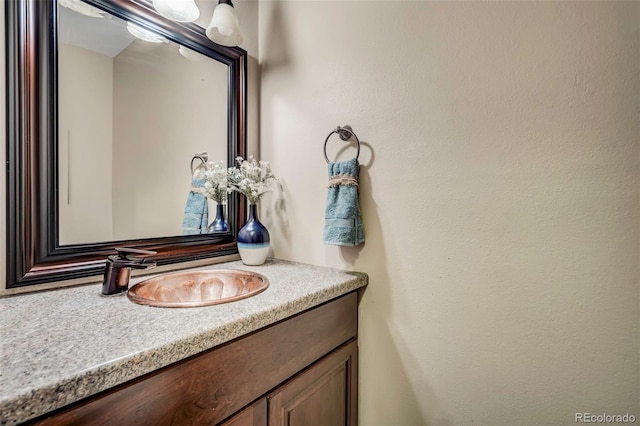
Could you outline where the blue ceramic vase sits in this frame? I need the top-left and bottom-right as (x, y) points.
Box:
(208, 204), (228, 233)
(237, 204), (270, 265)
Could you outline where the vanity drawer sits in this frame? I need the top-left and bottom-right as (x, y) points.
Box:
(31, 292), (358, 425)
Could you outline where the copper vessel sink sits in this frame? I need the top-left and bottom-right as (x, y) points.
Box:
(127, 270), (269, 308)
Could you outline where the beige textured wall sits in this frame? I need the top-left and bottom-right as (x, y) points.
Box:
(111, 40), (228, 240)
(58, 43), (114, 244)
(259, 1), (639, 425)
(237, 0), (260, 157)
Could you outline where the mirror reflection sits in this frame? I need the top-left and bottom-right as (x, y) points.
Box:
(57, 1), (228, 245)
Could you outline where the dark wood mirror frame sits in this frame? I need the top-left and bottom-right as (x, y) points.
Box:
(5, 0), (247, 289)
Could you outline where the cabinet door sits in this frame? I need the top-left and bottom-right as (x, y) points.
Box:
(268, 341), (357, 426)
(221, 398), (267, 426)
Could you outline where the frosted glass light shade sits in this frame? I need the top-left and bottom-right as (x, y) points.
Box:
(178, 45), (206, 61)
(126, 22), (169, 43)
(58, 0), (106, 18)
(153, 0), (200, 23)
(206, 2), (243, 47)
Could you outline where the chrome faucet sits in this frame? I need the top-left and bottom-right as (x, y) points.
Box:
(102, 247), (157, 295)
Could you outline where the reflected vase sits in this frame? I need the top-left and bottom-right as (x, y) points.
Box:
(237, 204), (270, 266)
(208, 204), (228, 233)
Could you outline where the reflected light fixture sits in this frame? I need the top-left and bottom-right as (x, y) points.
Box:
(178, 45), (206, 61)
(206, 0), (243, 47)
(126, 22), (169, 43)
(58, 0), (106, 18)
(152, 0), (200, 23)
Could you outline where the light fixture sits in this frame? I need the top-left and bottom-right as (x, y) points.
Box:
(178, 45), (206, 61)
(152, 0), (200, 23)
(126, 22), (169, 43)
(58, 0), (106, 18)
(206, 0), (243, 47)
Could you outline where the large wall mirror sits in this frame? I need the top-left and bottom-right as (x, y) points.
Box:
(6, 0), (247, 288)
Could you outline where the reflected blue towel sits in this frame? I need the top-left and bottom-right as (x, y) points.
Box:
(322, 158), (365, 246)
(182, 178), (208, 235)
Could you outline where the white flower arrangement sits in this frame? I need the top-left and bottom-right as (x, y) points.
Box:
(228, 155), (276, 204)
(195, 160), (229, 204)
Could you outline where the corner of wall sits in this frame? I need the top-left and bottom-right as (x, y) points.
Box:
(239, 0), (260, 158)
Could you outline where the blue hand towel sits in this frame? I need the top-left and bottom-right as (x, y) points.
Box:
(323, 158), (365, 246)
(182, 178), (209, 235)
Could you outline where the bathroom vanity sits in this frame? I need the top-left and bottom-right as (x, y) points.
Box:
(2, 4), (367, 423)
(0, 260), (367, 425)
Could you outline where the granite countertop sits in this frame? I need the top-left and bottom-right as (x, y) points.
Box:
(0, 259), (367, 425)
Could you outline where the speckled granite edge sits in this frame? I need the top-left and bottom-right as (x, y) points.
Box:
(0, 260), (367, 425)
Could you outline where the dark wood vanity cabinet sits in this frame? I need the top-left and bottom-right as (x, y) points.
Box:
(223, 341), (357, 426)
(268, 341), (357, 426)
(31, 292), (358, 426)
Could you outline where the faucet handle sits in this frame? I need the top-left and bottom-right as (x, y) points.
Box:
(114, 247), (157, 260)
(102, 248), (158, 296)
(113, 247), (157, 270)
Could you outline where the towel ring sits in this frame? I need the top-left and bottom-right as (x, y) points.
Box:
(324, 125), (360, 163)
(190, 152), (209, 175)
